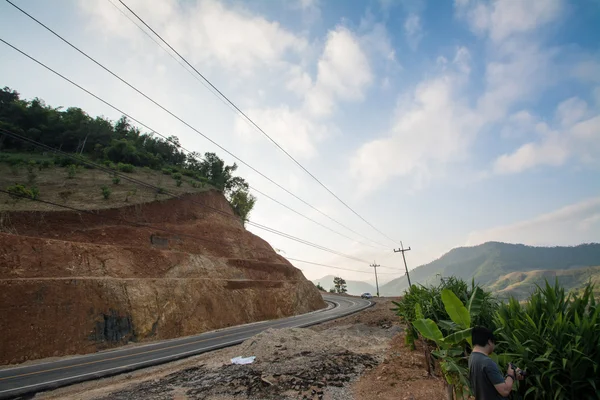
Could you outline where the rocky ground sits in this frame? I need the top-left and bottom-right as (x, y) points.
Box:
(33, 298), (446, 400)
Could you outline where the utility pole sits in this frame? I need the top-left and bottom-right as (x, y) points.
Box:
(394, 241), (412, 288)
(370, 261), (380, 297)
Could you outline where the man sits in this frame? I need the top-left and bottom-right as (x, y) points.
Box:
(469, 326), (523, 399)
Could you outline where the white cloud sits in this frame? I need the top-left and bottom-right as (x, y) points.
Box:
(80, 0), (308, 75)
(493, 135), (567, 174)
(404, 13), (423, 50)
(572, 60), (600, 83)
(493, 99), (600, 174)
(466, 196), (600, 246)
(556, 97), (589, 128)
(453, 46), (471, 75)
(477, 39), (557, 121)
(456, 0), (563, 42)
(351, 66), (480, 193)
(234, 106), (330, 159)
(304, 27), (372, 117)
(297, 0), (318, 10)
(285, 66), (313, 97)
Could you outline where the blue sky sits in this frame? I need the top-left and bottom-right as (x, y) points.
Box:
(0, 0), (599, 285)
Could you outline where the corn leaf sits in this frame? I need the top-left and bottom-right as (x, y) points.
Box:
(415, 303), (424, 320)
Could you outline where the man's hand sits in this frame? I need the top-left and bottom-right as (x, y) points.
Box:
(506, 364), (516, 379)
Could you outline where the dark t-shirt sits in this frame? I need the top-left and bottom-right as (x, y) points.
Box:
(468, 352), (507, 400)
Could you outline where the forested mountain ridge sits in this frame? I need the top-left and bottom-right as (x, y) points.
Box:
(380, 242), (600, 298)
(0, 86), (255, 221)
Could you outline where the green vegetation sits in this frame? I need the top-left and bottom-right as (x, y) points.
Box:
(315, 282), (325, 291)
(394, 278), (600, 399)
(101, 185), (111, 200)
(495, 281), (600, 399)
(0, 87), (255, 221)
(67, 164), (77, 179)
(332, 276), (347, 294)
(6, 183), (39, 200)
(112, 174), (121, 185)
(117, 162), (134, 173)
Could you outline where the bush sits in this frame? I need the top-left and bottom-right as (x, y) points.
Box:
(6, 156), (25, 166)
(103, 160), (112, 167)
(182, 169), (195, 178)
(172, 172), (182, 180)
(112, 174), (121, 185)
(27, 171), (36, 185)
(162, 168), (172, 175)
(67, 164), (77, 179)
(157, 187), (166, 194)
(495, 281), (600, 399)
(117, 162), (134, 173)
(6, 184), (38, 200)
(101, 185), (111, 200)
(41, 160), (51, 169)
(54, 156), (73, 168)
(26, 160), (36, 173)
(176, 178), (183, 187)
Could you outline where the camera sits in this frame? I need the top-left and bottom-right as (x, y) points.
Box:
(509, 362), (527, 378)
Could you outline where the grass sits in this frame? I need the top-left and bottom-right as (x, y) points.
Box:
(0, 159), (211, 212)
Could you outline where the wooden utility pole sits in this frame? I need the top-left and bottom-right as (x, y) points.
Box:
(394, 241), (412, 287)
(370, 262), (380, 297)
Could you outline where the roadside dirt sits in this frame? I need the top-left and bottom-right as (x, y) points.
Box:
(33, 298), (446, 400)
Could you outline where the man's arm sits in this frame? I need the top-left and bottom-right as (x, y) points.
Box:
(491, 364), (515, 397)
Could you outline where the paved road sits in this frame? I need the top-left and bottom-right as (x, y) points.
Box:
(0, 295), (372, 399)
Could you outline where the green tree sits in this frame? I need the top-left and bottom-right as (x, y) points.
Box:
(315, 282), (325, 291)
(333, 277), (347, 294)
(229, 189), (256, 225)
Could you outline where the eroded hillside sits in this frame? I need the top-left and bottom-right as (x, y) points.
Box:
(0, 190), (325, 365)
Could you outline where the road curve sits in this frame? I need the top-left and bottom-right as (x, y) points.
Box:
(0, 294), (372, 399)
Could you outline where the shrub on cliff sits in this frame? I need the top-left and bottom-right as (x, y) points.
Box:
(101, 185), (111, 200)
(117, 162), (134, 173)
(6, 183), (39, 200)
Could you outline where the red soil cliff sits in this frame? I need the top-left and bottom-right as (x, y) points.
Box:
(0, 190), (325, 365)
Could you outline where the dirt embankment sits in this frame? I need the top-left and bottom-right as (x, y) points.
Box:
(0, 190), (325, 365)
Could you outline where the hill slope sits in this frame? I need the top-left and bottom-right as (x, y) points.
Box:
(380, 242), (600, 298)
(313, 275), (376, 296)
(0, 188), (325, 365)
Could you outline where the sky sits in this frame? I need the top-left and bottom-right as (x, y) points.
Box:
(0, 0), (599, 285)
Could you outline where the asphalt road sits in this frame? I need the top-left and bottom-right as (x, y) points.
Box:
(0, 294), (372, 399)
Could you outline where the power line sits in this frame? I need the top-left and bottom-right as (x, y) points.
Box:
(116, 0), (400, 246)
(0, 37), (390, 257)
(247, 221), (371, 264)
(285, 258), (402, 275)
(4, 0), (389, 249)
(248, 186), (385, 250)
(0, 127), (380, 266)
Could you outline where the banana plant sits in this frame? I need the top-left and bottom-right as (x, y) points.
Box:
(412, 287), (486, 399)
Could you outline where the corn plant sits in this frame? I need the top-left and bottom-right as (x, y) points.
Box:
(494, 281), (600, 400)
(393, 277), (497, 347)
(412, 287), (487, 399)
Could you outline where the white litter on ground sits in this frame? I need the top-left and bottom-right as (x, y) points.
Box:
(230, 356), (256, 365)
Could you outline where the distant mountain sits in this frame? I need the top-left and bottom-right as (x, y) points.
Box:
(380, 242), (600, 298)
(312, 275), (376, 296)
